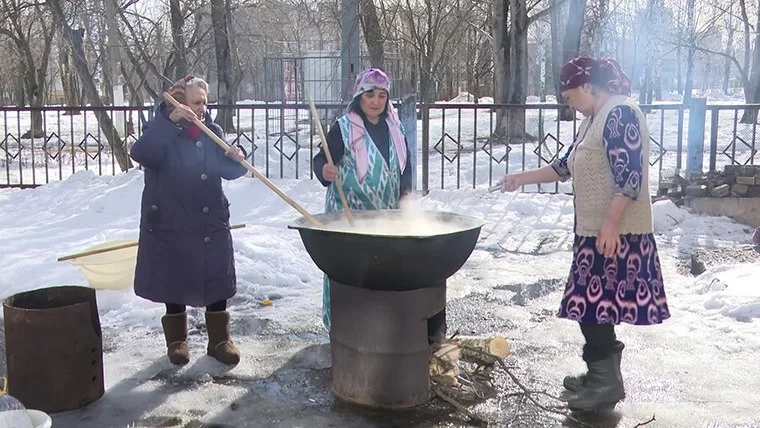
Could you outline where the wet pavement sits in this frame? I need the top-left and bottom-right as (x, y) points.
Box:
(20, 246), (760, 428)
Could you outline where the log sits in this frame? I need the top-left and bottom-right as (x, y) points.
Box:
(429, 335), (511, 382)
(458, 335), (510, 364)
(430, 342), (460, 379)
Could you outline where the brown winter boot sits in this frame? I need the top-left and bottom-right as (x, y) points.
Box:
(161, 312), (190, 365)
(205, 311), (240, 365)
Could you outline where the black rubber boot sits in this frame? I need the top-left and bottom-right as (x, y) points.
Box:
(563, 340), (624, 392)
(566, 351), (626, 412)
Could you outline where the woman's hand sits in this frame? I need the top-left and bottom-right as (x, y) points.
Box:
(225, 146), (245, 162)
(596, 220), (622, 258)
(597, 195), (631, 258)
(169, 104), (199, 124)
(322, 164), (338, 182)
(500, 174), (522, 192)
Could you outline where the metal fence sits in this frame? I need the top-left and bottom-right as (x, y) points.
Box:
(2, 101), (759, 193)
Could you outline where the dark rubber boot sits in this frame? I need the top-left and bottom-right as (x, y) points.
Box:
(567, 351), (626, 412)
(563, 340), (624, 392)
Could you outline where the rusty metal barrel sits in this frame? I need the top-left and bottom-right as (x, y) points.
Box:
(330, 279), (447, 408)
(3, 285), (104, 412)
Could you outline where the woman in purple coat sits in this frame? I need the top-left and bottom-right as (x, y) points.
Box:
(130, 76), (248, 366)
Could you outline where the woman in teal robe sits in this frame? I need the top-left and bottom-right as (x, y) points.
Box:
(312, 68), (413, 330)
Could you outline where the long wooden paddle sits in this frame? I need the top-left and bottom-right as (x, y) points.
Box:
(306, 97), (355, 227)
(162, 92), (323, 227)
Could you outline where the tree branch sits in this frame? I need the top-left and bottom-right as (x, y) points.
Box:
(528, 0), (569, 26)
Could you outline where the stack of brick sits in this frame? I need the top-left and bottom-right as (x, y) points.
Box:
(670, 165), (760, 198)
(723, 165), (760, 197)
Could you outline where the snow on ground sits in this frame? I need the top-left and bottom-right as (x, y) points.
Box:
(0, 170), (759, 427)
(686, 262), (760, 322)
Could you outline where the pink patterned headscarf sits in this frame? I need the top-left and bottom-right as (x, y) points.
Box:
(559, 56), (631, 96)
(346, 68), (407, 184)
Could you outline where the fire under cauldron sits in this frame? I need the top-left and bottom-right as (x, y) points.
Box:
(289, 209), (485, 409)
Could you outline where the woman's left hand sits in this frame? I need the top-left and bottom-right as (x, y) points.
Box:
(597, 220), (622, 258)
(225, 146), (245, 162)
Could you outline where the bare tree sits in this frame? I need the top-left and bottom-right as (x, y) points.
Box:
(170, 0), (188, 79)
(494, 0), (561, 138)
(550, 0), (586, 121)
(740, 0), (760, 122)
(360, 0), (385, 67)
(211, 0), (242, 132)
(59, 26), (82, 115)
(46, 0), (133, 171)
(396, 0), (476, 103)
(0, 0), (55, 138)
(723, 3), (735, 95)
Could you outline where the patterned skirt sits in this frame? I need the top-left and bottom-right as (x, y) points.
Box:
(558, 233), (670, 325)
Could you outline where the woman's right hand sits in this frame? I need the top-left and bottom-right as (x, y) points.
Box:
(322, 164), (338, 182)
(500, 174), (522, 192)
(169, 104), (199, 124)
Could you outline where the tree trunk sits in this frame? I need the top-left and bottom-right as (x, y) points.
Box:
(677, 41), (682, 95)
(549, 0), (561, 99)
(724, 9), (735, 95)
(740, 0), (760, 123)
(59, 28), (81, 116)
(683, 0), (696, 104)
(169, 0), (187, 80)
(12, 5), (54, 139)
(684, 48), (695, 103)
(47, 0), (133, 171)
(492, 0), (510, 135)
(211, 0), (237, 132)
(557, 0), (586, 121)
(105, 0), (123, 104)
(359, 0), (384, 67)
(98, 13), (114, 106)
(21, 69), (45, 139)
(505, 0), (530, 141)
(419, 56), (435, 103)
(739, 0), (751, 85)
(15, 74), (25, 106)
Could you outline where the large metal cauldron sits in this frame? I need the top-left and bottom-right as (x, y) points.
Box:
(289, 210), (485, 291)
(289, 209), (484, 408)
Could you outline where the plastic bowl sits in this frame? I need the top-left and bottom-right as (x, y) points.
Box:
(27, 409), (52, 428)
(69, 239), (138, 290)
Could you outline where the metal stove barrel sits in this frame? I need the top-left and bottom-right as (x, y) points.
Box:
(329, 279), (446, 408)
(289, 209), (484, 409)
(3, 285), (104, 412)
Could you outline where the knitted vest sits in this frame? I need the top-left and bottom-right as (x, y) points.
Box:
(567, 95), (654, 237)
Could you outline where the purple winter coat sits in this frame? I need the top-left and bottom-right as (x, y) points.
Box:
(129, 102), (248, 307)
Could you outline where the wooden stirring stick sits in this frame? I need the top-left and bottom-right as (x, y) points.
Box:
(58, 224), (246, 262)
(306, 98), (355, 227)
(161, 92), (322, 227)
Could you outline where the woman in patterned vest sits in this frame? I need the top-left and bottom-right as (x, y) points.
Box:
(499, 56), (670, 412)
(312, 68), (415, 330)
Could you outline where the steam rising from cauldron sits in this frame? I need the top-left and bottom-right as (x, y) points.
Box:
(316, 195), (463, 237)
